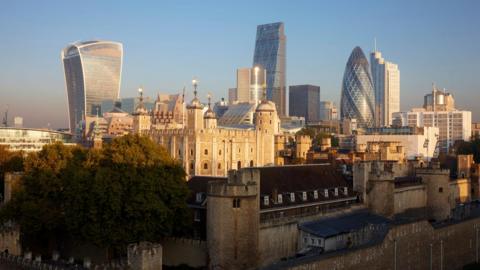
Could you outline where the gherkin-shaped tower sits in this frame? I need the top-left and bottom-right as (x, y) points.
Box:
(340, 46), (375, 128)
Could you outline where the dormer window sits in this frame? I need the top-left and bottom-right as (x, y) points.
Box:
(313, 190), (318, 199)
(334, 188), (339, 196)
(290, 193), (295, 202)
(344, 187), (348, 195)
(302, 192), (307, 201)
(324, 189), (329, 198)
(264, 196), (269, 206)
(196, 192), (204, 203)
(278, 194), (283, 204)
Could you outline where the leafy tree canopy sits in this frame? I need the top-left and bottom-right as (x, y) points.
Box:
(0, 134), (190, 252)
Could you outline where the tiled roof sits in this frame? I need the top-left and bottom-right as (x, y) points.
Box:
(187, 176), (226, 206)
(258, 164), (350, 194)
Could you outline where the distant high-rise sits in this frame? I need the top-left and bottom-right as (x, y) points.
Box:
(393, 88), (470, 153)
(62, 40), (123, 133)
(253, 22), (286, 116)
(320, 101), (338, 121)
(340, 47), (375, 128)
(371, 50), (400, 127)
(289, 85), (320, 123)
(236, 67), (267, 104)
(228, 88), (237, 105)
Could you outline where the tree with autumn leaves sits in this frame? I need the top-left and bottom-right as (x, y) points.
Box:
(0, 134), (191, 255)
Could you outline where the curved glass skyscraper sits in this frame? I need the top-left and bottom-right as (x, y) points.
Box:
(340, 46), (375, 128)
(62, 40), (123, 133)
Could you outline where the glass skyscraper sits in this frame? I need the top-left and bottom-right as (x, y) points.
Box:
(62, 40), (123, 133)
(340, 47), (375, 128)
(253, 22), (286, 116)
(371, 50), (400, 127)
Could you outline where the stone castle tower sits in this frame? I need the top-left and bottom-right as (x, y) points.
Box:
(254, 98), (278, 166)
(207, 168), (260, 270)
(133, 87), (152, 134)
(187, 80), (204, 130)
(203, 94), (217, 129)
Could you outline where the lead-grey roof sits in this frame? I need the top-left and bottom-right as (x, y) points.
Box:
(299, 210), (390, 238)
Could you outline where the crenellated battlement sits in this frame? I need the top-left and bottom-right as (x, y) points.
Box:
(127, 242), (162, 270)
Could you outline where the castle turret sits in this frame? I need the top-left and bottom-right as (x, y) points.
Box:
(186, 79), (204, 130)
(253, 86), (279, 165)
(207, 168), (259, 270)
(133, 87), (151, 134)
(203, 93), (217, 129)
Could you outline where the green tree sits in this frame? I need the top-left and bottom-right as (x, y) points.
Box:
(0, 145), (24, 199)
(0, 135), (191, 256)
(0, 143), (77, 250)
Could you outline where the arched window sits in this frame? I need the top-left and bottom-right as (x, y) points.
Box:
(204, 149), (208, 155)
(190, 162), (194, 170)
(203, 163), (208, 170)
(190, 149), (194, 156)
(250, 160), (254, 167)
(237, 161), (242, 169)
(219, 149), (222, 155)
(218, 163), (221, 169)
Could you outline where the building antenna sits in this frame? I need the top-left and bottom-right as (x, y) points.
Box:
(374, 37), (377, 52)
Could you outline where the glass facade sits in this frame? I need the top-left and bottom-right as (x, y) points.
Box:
(370, 51), (400, 127)
(341, 47), (375, 128)
(62, 41), (123, 133)
(218, 103), (257, 127)
(0, 127), (74, 152)
(253, 22), (286, 116)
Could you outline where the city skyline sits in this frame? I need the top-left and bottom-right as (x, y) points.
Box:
(1, 1), (479, 128)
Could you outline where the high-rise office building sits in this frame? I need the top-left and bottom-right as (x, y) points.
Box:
(392, 88), (471, 153)
(289, 85), (320, 123)
(371, 50), (400, 127)
(423, 85), (455, 112)
(340, 47), (375, 128)
(236, 67), (267, 104)
(62, 40), (123, 133)
(319, 101), (338, 121)
(253, 22), (286, 116)
(228, 88), (237, 105)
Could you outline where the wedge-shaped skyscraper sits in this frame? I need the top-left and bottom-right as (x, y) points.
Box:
(62, 40), (123, 133)
(340, 47), (375, 128)
(253, 22), (286, 116)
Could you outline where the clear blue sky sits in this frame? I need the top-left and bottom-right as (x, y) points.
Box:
(1, 0), (479, 128)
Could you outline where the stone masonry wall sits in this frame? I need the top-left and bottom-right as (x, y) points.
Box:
(0, 227), (21, 255)
(266, 217), (480, 270)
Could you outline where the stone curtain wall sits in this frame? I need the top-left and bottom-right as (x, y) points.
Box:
(268, 217), (480, 270)
(161, 237), (207, 268)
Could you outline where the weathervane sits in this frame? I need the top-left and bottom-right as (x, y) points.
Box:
(138, 86), (144, 102)
(192, 79), (198, 98)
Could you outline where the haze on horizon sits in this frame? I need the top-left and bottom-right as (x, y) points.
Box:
(0, 0), (479, 129)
